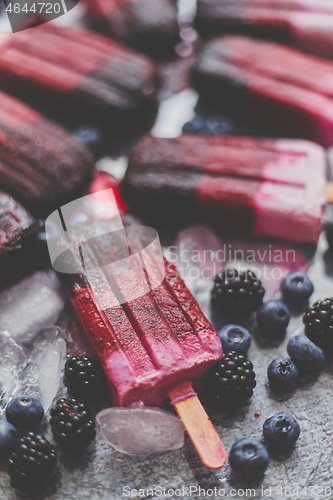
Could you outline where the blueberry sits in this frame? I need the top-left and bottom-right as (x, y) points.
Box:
(182, 115), (208, 134)
(73, 125), (104, 157)
(256, 300), (290, 335)
(281, 271), (314, 303)
(263, 412), (300, 449)
(287, 334), (324, 372)
(206, 115), (234, 135)
(6, 396), (44, 429)
(229, 438), (269, 478)
(218, 324), (251, 355)
(267, 358), (298, 391)
(0, 421), (18, 456)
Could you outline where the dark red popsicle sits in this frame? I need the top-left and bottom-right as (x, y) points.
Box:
(86, 0), (180, 57)
(122, 134), (326, 244)
(0, 23), (160, 128)
(195, 0), (333, 59)
(192, 35), (333, 147)
(0, 89), (94, 215)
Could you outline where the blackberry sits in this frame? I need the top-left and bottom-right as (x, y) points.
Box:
(303, 298), (333, 351)
(206, 351), (256, 405)
(212, 268), (265, 315)
(64, 355), (104, 401)
(8, 432), (57, 490)
(50, 398), (95, 450)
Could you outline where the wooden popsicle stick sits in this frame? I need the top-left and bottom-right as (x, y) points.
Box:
(168, 382), (228, 469)
(327, 182), (333, 203)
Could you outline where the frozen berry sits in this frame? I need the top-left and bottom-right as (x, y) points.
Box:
(183, 115), (209, 134)
(64, 355), (105, 401)
(50, 398), (95, 450)
(205, 115), (233, 135)
(256, 300), (290, 335)
(206, 351), (256, 405)
(8, 432), (57, 490)
(212, 268), (265, 316)
(303, 298), (333, 351)
(0, 421), (18, 456)
(281, 271), (314, 303)
(229, 438), (269, 478)
(218, 324), (251, 355)
(263, 412), (300, 449)
(73, 125), (104, 158)
(6, 396), (44, 429)
(287, 334), (324, 372)
(267, 358), (298, 391)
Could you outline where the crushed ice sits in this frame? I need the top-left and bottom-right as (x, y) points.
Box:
(0, 270), (65, 343)
(0, 326), (67, 412)
(22, 326), (67, 411)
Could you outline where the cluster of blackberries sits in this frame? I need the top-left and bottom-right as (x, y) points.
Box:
(3, 355), (104, 491)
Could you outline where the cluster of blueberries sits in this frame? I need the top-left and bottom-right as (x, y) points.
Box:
(0, 355), (100, 490)
(0, 396), (45, 454)
(212, 270), (318, 477)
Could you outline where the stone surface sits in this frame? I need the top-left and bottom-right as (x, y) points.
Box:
(0, 234), (331, 499)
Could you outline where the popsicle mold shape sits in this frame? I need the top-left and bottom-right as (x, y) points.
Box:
(195, 0), (333, 59)
(192, 35), (333, 147)
(48, 188), (226, 468)
(122, 134), (326, 244)
(0, 89), (94, 214)
(0, 23), (160, 128)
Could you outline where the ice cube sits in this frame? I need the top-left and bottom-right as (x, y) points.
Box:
(22, 326), (67, 411)
(96, 402), (185, 456)
(0, 333), (28, 411)
(172, 225), (222, 314)
(175, 225), (222, 280)
(0, 270), (65, 343)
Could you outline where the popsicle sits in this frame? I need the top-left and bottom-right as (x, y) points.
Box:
(192, 35), (333, 147)
(52, 199), (226, 467)
(122, 134), (326, 244)
(86, 0), (180, 57)
(195, 0), (333, 59)
(0, 23), (160, 129)
(0, 89), (94, 215)
(0, 192), (37, 286)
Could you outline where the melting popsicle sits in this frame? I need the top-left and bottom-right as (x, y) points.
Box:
(195, 0), (333, 59)
(122, 134), (326, 244)
(0, 23), (160, 129)
(49, 191), (226, 468)
(192, 35), (333, 147)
